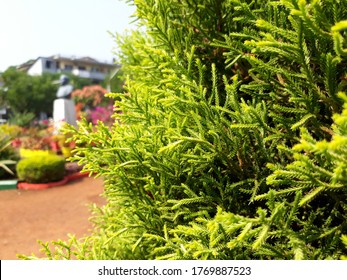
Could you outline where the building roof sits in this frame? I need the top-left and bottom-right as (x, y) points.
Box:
(16, 59), (37, 72)
(17, 55), (117, 70)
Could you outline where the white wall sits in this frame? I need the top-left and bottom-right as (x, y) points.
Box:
(27, 58), (43, 76)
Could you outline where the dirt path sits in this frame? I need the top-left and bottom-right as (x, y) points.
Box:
(0, 177), (105, 259)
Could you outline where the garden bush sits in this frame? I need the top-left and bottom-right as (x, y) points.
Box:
(16, 155), (65, 184)
(23, 0), (347, 260)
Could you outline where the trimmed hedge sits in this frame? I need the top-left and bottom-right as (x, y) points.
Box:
(16, 155), (65, 184)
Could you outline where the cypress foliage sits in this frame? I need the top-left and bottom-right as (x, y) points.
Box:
(22, 0), (347, 260)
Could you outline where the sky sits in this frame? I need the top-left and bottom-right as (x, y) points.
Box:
(0, 0), (136, 72)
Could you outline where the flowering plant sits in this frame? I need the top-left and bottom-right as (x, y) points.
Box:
(89, 105), (114, 125)
(71, 85), (107, 107)
(19, 136), (52, 150)
(16, 126), (54, 151)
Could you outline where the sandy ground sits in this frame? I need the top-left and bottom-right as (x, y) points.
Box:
(0, 177), (105, 259)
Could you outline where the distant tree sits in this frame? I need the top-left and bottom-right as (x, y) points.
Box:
(1, 67), (57, 117)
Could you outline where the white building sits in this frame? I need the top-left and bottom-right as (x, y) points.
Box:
(18, 55), (119, 82)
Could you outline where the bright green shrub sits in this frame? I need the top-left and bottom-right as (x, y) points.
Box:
(23, 0), (347, 260)
(16, 155), (65, 184)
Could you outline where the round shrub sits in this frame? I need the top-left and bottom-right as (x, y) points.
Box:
(16, 154), (65, 183)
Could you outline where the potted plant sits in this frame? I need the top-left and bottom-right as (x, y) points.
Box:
(18, 127), (55, 158)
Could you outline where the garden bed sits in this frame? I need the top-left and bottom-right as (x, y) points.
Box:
(17, 171), (89, 190)
(17, 177), (68, 190)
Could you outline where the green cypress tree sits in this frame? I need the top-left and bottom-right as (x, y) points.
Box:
(21, 0), (347, 260)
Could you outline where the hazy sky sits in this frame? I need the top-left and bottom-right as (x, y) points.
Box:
(0, 0), (136, 72)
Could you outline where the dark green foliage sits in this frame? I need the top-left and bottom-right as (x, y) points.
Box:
(23, 0), (347, 260)
(16, 155), (65, 184)
(1, 68), (58, 117)
(0, 68), (97, 120)
(8, 111), (36, 128)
